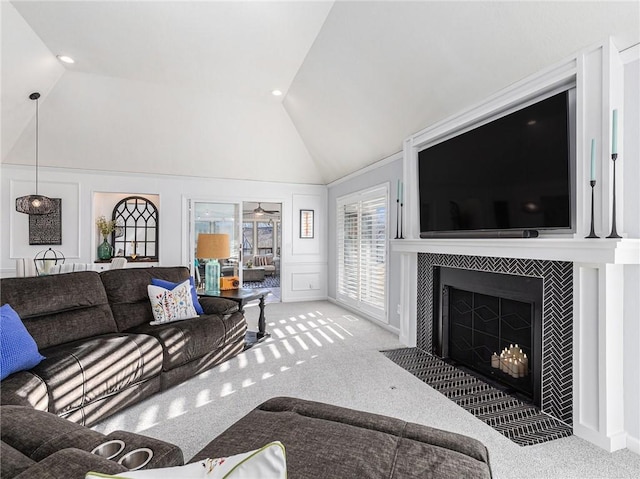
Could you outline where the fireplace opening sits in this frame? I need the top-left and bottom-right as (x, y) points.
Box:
(434, 267), (543, 406)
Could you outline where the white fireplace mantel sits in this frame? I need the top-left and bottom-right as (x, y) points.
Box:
(395, 40), (639, 454)
(391, 237), (640, 265)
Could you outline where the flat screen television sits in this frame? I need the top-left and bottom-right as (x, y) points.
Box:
(418, 90), (573, 238)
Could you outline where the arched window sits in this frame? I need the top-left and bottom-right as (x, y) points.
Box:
(111, 196), (158, 260)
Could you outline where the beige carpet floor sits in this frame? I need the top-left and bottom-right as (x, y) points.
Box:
(93, 300), (640, 478)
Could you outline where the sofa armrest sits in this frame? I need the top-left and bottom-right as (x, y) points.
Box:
(0, 372), (49, 411)
(13, 448), (127, 479)
(106, 430), (184, 469)
(0, 405), (106, 461)
(198, 297), (239, 315)
(1, 441), (36, 479)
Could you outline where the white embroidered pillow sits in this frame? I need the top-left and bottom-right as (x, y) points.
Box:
(147, 279), (198, 325)
(85, 441), (287, 478)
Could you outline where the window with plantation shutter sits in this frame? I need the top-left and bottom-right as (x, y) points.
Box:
(337, 185), (388, 322)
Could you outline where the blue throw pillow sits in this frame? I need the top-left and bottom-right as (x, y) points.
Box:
(151, 276), (204, 315)
(0, 304), (45, 380)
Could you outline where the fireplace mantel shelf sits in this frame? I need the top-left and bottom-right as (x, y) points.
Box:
(391, 237), (640, 264)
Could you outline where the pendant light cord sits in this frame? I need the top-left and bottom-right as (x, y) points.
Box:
(35, 95), (39, 195)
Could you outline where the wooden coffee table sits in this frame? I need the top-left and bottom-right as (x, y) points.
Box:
(199, 287), (271, 348)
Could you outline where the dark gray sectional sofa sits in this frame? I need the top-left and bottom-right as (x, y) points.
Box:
(1, 267), (493, 478)
(0, 266), (246, 426)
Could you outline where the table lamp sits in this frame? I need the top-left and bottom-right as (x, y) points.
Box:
(196, 234), (230, 294)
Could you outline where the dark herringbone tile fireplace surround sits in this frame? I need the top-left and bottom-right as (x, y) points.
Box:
(383, 253), (575, 446)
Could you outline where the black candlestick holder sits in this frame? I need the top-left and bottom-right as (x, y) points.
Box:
(606, 153), (622, 239)
(395, 199), (400, 239)
(585, 180), (599, 238)
(399, 202), (404, 239)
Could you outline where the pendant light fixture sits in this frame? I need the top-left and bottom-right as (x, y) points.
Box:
(15, 92), (54, 215)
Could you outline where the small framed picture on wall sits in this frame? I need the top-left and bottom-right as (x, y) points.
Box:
(300, 209), (314, 238)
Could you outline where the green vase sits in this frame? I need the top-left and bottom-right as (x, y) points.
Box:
(98, 237), (113, 260)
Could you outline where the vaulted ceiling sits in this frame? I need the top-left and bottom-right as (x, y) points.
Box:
(2, 1), (639, 185)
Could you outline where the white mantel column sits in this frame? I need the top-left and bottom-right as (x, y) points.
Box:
(574, 263), (626, 451)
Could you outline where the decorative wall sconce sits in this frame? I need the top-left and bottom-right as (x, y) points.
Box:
(15, 92), (54, 215)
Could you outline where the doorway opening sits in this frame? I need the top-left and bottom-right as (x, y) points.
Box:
(242, 202), (282, 302)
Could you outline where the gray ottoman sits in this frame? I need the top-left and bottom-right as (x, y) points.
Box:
(191, 397), (492, 478)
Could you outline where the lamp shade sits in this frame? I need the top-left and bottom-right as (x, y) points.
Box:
(196, 234), (230, 259)
(15, 92), (54, 215)
(16, 195), (54, 215)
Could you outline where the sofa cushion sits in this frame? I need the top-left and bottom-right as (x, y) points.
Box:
(101, 267), (192, 332)
(0, 272), (118, 350)
(127, 314), (227, 371)
(0, 304), (45, 380)
(34, 334), (163, 416)
(197, 297), (239, 315)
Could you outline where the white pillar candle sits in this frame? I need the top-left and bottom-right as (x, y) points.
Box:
(491, 353), (500, 368)
(43, 259), (54, 274)
(519, 360), (527, 377)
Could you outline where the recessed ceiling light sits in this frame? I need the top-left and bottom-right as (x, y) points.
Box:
(271, 90), (283, 96)
(57, 55), (75, 64)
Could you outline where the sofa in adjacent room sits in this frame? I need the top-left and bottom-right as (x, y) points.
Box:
(0, 266), (247, 426)
(245, 253), (278, 276)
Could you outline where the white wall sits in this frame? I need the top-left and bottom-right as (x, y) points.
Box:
(622, 49), (640, 454)
(1, 165), (327, 302)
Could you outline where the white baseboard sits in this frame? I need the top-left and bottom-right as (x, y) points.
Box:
(627, 435), (640, 455)
(0, 268), (17, 278)
(574, 424), (628, 452)
(327, 297), (400, 336)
